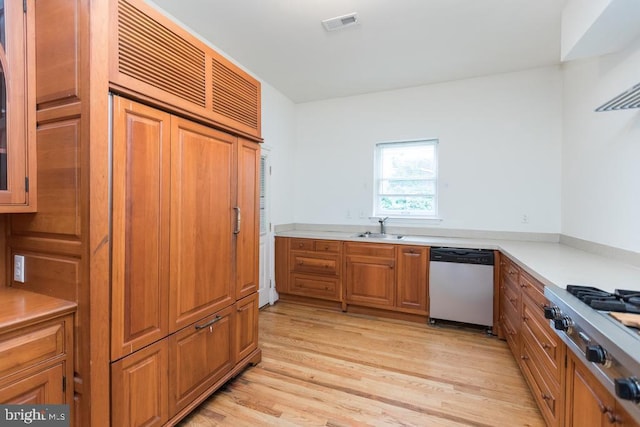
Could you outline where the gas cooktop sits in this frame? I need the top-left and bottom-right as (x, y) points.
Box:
(566, 285), (640, 315)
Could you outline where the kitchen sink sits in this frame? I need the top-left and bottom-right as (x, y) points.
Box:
(353, 232), (404, 240)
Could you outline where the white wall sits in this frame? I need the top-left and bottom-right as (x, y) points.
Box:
(261, 82), (296, 226)
(293, 67), (563, 233)
(562, 36), (640, 252)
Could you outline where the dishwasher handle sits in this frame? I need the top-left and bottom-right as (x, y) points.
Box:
(430, 247), (494, 265)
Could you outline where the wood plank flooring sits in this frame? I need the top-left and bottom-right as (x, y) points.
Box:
(179, 302), (544, 426)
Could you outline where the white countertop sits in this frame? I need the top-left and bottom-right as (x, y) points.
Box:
(277, 230), (640, 293)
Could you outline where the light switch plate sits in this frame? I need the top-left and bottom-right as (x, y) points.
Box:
(14, 255), (25, 283)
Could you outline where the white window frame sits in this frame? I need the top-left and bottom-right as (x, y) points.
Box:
(373, 139), (439, 219)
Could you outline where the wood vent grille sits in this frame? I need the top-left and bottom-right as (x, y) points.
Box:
(212, 58), (259, 130)
(118, 0), (206, 107)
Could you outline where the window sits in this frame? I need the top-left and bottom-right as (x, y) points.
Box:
(374, 139), (438, 218)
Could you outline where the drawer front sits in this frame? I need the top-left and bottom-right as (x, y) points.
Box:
(345, 242), (395, 258)
(290, 274), (341, 301)
(314, 240), (341, 253)
(169, 306), (234, 416)
(520, 272), (546, 310)
(501, 257), (520, 287)
(290, 238), (314, 251)
(0, 322), (65, 377)
(501, 311), (519, 358)
(502, 282), (520, 315)
(521, 334), (562, 426)
(290, 253), (340, 275)
(522, 296), (564, 384)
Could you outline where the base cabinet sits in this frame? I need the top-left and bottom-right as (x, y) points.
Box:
(235, 293), (259, 362)
(345, 243), (396, 308)
(111, 340), (169, 427)
(169, 307), (234, 416)
(0, 289), (75, 420)
(566, 351), (639, 427)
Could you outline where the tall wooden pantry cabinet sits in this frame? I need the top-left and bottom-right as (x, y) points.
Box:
(5, 0), (262, 425)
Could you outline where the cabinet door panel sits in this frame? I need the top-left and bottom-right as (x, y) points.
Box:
(169, 306), (234, 416)
(111, 340), (169, 427)
(235, 293), (258, 362)
(396, 246), (428, 312)
(111, 96), (171, 360)
(566, 352), (612, 427)
(0, 363), (64, 404)
(345, 255), (395, 307)
(169, 118), (236, 332)
(236, 139), (260, 300)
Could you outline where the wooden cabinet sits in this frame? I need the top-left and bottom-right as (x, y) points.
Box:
(111, 97), (170, 361)
(169, 117), (236, 332)
(396, 246), (429, 313)
(5, 0), (263, 425)
(283, 238), (343, 302)
(566, 351), (639, 427)
(0, 0), (36, 211)
(111, 340), (169, 427)
(110, 96), (261, 426)
(499, 255), (566, 427)
(169, 307), (234, 416)
(0, 289), (75, 414)
(110, 0), (261, 139)
(235, 293), (259, 362)
(345, 242), (396, 308)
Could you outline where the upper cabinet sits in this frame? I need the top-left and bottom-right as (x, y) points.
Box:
(109, 0), (261, 139)
(0, 0), (36, 211)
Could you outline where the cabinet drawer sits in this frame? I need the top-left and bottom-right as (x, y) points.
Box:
(290, 238), (314, 251)
(290, 253), (340, 275)
(522, 296), (564, 385)
(314, 240), (341, 253)
(520, 272), (546, 310)
(501, 311), (519, 358)
(521, 334), (563, 426)
(345, 242), (395, 258)
(501, 258), (520, 287)
(169, 306), (234, 416)
(502, 282), (520, 315)
(0, 322), (65, 378)
(290, 274), (341, 301)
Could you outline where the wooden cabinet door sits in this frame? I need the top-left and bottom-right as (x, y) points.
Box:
(169, 118), (236, 332)
(235, 293), (258, 362)
(111, 339), (169, 427)
(396, 246), (428, 313)
(345, 255), (395, 307)
(169, 306), (234, 416)
(566, 351), (617, 427)
(111, 96), (171, 360)
(0, 363), (64, 404)
(0, 0), (35, 211)
(236, 138), (260, 300)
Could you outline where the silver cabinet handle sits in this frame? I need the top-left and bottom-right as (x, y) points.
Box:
(234, 206), (241, 234)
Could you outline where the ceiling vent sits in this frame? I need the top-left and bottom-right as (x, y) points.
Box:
(322, 13), (359, 32)
(595, 82), (640, 112)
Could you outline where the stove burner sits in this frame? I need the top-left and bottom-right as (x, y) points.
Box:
(566, 285), (640, 314)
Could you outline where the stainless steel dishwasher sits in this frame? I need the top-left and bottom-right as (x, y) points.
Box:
(428, 247), (495, 331)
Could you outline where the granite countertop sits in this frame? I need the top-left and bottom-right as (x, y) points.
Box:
(276, 230), (640, 294)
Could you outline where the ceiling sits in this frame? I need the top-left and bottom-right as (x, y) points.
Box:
(148, 0), (566, 104)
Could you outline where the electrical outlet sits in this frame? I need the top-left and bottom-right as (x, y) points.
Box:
(14, 255), (25, 283)
(521, 214), (529, 224)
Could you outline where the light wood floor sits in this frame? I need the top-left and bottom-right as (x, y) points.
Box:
(179, 302), (544, 426)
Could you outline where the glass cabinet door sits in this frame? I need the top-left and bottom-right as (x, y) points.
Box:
(0, 0), (33, 210)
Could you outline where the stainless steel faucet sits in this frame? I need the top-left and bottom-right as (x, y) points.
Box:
(378, 217), (389, 234)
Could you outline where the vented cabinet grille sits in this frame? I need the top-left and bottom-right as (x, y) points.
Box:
(118, 0), (206, 107)
(212, 58), (259, 131)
